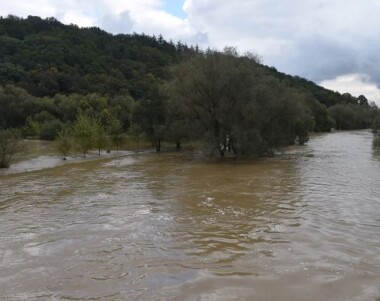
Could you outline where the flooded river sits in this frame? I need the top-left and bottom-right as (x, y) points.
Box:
(1, 131), (380, 300)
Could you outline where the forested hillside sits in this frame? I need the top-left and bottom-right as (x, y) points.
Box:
(0, 15), (378, 157)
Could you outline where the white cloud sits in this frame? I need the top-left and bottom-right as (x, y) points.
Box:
(182, 1), (380, 78)
(60, 11), (95, 27)
(320, 74), (380, 105)
(182, 0), (380, 98)
(0, 0), (206, 44)
(1, 0), (57, 18)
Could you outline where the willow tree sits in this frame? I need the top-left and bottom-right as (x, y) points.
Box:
(165, 48), (313, 157)
(165, 49), (256, 156)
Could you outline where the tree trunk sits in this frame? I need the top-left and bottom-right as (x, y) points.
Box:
(155, 138), (161, 152)
(176, 139), (181, 150)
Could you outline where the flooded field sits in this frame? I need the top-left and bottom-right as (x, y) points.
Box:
(0, 131), (380, 300)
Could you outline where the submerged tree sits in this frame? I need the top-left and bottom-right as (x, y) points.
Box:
(132, 98), (165, 152)
(372, 111), (380, 149)
(166, 49), (253, 156)
(163, 88), (192, 150)
(0, 128), (22, 168)
(108, 117), (124, 152)
(93, 119), (108, 155)
(131, 73), (166, 152)
(165, 49), (313, 157)
(55, 128), (72, 160)
(73, 114), (94, 157)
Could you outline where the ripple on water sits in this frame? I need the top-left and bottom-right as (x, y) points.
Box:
(1, 132), (380, 300)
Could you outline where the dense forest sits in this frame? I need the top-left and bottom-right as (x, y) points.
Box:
(0, 15), (379, 161)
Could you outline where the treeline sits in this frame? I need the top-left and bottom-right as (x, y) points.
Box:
(0, 15), (193, 98)
(0, 15), (379, 161)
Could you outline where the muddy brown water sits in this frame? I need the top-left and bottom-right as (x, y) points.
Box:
(0, 131), (380, 300)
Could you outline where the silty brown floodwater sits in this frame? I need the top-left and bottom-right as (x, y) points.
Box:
(0, 130), (379, 300)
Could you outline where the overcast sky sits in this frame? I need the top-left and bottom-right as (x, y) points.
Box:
(1, 0), (380, 104)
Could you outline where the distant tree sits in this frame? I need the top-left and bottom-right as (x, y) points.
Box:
(108, 94), (135, 130)
(24, 116), (40, 137)
(165, 49), (319, 157)
(328, 104), (370, 130)
(128, 123), (144, 148)
(372, 113), (380, 134)
(0, 128), (22, 168)
(162, 89), (192, 150)
(166, 50), (250, 157)
(93, 119), (108, 155)
(0, 85), (36, 129)
(167, 49), (307, 157)
(358, 95), (369, 106)
(55, 128), (72, 160)
(373, 136), (380, 149)
(108, 117), (124, 151)
(73, 114), (94, 157)
(132, 80), (165, 152)
(295, 116), (315, 145)
(372, 112), (380, 149)
(39, 119), (64, 140)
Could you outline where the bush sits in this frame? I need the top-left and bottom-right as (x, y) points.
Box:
(39, 119), (64, 140)
(0, 128), (22, 168)
(373, 136), (380, 149)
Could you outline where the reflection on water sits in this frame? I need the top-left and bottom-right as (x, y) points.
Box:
(0, 131), (380, 300)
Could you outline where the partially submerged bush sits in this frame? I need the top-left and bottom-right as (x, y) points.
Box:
(0, 129), (22, 168)
(55, 128), (73, 160)
(373, 136), (380, 149)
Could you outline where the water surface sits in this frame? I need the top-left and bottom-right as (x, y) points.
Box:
(0, 131), (379, 300)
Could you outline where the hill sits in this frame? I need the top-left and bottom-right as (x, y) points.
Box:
(0, 15), (378, 156)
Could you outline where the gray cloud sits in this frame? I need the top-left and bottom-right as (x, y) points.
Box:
(183, 0), (380, 86)
(100, 11), (134, 34)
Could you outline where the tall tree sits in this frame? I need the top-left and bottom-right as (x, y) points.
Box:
(166, 50), (316, 157)
(93, 119), (108, 155)
(132, 74), (166, 152)
(55, 127), (72, 160)
(73, 114), (94, 157)
(108, 117), (124, 152)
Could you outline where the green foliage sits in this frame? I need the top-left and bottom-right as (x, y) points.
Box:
(372, 114), (380, 134)
(93, 119), (109, 155)
(295, 116), (315, 145)
(55, 128), (73, 159)
(108, 117), (124, 151)
(132, 92), (165, 152)
(24, 116), (40, 137)
(0, 15), (379, 158)
(165, 50), (317, 157)
(0, 85), (36, 129)
(373, 136), (380, 148)
(73, 114), (95, 157)
(0, 16), (181, 99)
(328, 104), (372, 130)
(0, 128), (22, 168)
(39, 119), (64, 140)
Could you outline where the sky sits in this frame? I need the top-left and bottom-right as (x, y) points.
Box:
(1, 0), (380, 104)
